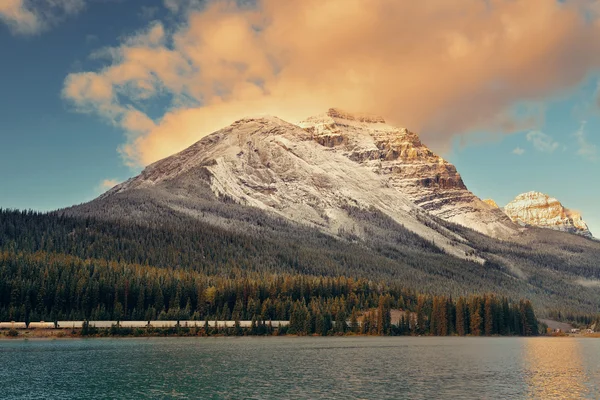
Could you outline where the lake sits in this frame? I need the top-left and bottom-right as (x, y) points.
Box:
(1, 337), (599, 399)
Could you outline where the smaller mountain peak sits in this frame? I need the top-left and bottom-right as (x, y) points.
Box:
(326, 108), (386, 124)
(483, 199), (499, 208)
(504, 191), (592, 237)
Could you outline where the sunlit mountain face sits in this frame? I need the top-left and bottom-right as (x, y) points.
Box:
(503, 191), (592, 238)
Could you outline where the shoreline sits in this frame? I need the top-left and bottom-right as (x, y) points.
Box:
(2, 330), (598, 340)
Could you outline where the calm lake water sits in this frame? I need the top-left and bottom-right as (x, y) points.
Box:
(1, 337), (599, 399)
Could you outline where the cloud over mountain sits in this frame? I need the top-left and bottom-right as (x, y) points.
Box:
(63, 0), (600, 167)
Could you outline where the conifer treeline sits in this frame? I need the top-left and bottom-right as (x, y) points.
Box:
(547, 310), (600, 328)
(0, 251), (538, 335)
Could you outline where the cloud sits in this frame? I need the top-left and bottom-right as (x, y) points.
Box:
(85, 34), (98, 44)
(573, 121), (598, 161)
(512, 147), (525, 156)
(63, 0), (600, 167)
(139, 6), (158, 20)
(526, 131), (560, 153)
(97, 178), (120, 193)
(0, 0), (84, 35)
(162, 0), (203, 14)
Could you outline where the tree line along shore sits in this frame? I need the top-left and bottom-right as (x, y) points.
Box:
(1, 291), (540, 338)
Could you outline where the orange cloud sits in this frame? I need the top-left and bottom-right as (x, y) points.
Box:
(63, 0), (600, 167)
(0, 0), (84, 35)
(98, 178), (119, 193)
(0, 0), (37, 34)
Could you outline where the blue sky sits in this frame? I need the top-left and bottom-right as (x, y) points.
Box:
(450, 79), (600, 235)
(0, 0), (598, 235)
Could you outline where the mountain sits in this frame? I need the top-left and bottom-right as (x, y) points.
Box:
(504, 191), (593, 238)
(58, 109), (600, 315)
(84, 113), (485, 261)
(94, 108), (515, 242)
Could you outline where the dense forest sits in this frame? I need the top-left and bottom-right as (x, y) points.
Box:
(0, 209), (541, 335)
(0, 250), (538, 336)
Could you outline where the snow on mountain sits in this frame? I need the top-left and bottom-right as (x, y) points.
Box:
(503, 191), (592, 238)
(299, 109), (517, 238)
(103, 114), (484, 261)
(102, 108), (520, 253)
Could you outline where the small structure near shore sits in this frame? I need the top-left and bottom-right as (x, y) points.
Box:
(27, 322), (55, 329)
(0, 322), (27, 329)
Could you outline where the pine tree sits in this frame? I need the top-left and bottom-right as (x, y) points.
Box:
(350, 307), (359, 333)
(484, 296), (494, 336)
(469, 297), (482, 336)
(416, 295), (426, 335)
(456, 297), (466, 336)
(376, 295), (391, 335)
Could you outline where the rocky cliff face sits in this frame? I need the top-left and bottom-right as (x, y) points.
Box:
(299, 109), (516, 238)
(503, 191), (592, 237)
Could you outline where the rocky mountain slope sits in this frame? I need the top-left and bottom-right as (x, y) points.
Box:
(91, 114), (479, 261)
(504, 191), (592, 238)
(299, 109), (516, 238)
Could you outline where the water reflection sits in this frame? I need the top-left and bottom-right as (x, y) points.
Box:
(524, 338), (589, 399)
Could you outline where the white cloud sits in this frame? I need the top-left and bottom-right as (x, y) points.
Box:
(85, 33), (98, 44)
(512, 147), (525, 155)
(526, 130), (560, 153)
(0, 0), (84, 35)
(139, 6), (158, 20)
(573, 121), (597, 161)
